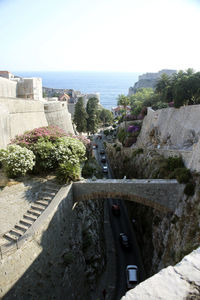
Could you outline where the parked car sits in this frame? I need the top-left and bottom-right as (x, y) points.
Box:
(102, 166), (108, 173)
(92, 144), (98, 149)
(101, 156), (106, 163)
(100, 149), (105, 155)
(119, 233), (131, 249)
(111, 204), (120, 216)
(126, 265), (138, 289)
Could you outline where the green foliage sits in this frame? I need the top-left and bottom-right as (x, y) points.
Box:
(171, 168), (191, 183)
(0, 145), (35, 178)
(86, 97), (99, 134)
(166, 156), (184, 171)
(99, 108), (113, 125)
(132, 148), (144, 158)
(82, 158), (103, 179)
(117, 128), (127, 144)
(74, 97), (88, 133)
(130, 88), (154, 115)
(103, 129), (109, 136)
(56, 162), (81, 184)
(116, 146), (121, 152)
(184, 182), (195, 196)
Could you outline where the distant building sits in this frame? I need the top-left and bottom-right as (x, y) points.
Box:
(17, 78), (43, 100)
(112, 105), (131, 117)
(58, 93), (71, 102)
(0, 71), (15, 80)
(0, 71), (43, 100)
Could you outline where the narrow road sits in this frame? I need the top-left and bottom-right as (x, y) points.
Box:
(93, 133), (145, 300)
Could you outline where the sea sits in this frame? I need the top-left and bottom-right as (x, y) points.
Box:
(15, 71), (140, 110)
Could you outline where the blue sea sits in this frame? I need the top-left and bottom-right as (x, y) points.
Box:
(15, 71), (140, 110)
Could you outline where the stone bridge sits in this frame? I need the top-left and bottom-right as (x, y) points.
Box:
(73, 179), (184, 212)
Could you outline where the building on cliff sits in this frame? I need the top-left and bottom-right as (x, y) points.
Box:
(128, 69), (177, 96)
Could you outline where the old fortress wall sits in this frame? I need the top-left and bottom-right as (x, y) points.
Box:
(0, 73), (74, 148)
(136, 105), (200, 172)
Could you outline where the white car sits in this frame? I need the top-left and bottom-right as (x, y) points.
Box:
(102, 166), (108, 173)
(126, 265), (138, 289)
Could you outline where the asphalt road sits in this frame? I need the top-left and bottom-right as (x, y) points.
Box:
(93, 133), (146, 300)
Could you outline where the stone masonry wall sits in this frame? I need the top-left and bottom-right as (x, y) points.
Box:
(0, 98), (74, 149)
(1, 184), (105, 300)
(136, 105), (200, 172)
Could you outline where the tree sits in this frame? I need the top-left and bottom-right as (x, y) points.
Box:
(86, 97), (99, 134)
(117, 94), (130, 129)
(99, 108), (113, 125)
(74, 97), (88, 133)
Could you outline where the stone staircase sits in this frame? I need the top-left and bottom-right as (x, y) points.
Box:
(2, 181), (61, 244)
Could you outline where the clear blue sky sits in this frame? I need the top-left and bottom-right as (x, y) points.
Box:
(0, 0), (200, 72)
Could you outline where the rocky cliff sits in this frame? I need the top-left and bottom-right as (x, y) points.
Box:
(128, 69), (176, 95)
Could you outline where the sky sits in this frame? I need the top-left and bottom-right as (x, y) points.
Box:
(0, 0), (200, 73)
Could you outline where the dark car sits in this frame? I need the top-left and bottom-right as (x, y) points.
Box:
(111, 204), (120, 216)
(100, 149), (105, 155)
(101, 156), (106, 163)
(119, 233), (131, 249)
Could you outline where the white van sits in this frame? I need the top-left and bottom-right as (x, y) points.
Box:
(126, 265), (138, 289)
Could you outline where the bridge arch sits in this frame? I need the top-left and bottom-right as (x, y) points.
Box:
(73, 179), (184, 212)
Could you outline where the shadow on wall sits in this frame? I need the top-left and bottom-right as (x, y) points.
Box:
(3, 192), (92, 300)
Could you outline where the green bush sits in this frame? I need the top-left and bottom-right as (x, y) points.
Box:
(166, 156), (184, 171)
(82, 229), (93, 251)
(172, 168), (191, 183)
(117, 128), (127, 144)
(56, 162), (81, 184)
(116, 146), (121, 152)
(184, 182), (195, 196)
(0, 145), (35, 178)
(82, 159), (103, 179)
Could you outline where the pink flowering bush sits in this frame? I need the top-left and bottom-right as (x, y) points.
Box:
(11, 126), (67, 147)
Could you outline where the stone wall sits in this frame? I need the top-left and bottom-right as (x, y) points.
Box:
(1, 184), (105, 300)
(0, 98), (48, 148)
(136, 105), (200, 172)
(44, 101), (74, 134)
(0, 98), (74, 148)
(0, 77), (17, 98)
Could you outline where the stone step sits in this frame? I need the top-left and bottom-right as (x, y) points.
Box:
(20, 219), (33, 227)
(15, 224), (27, 233)
(35, 200), (49, 207)
(40, 196), (53, 201)
(27, 209), (41, 217)
(43, 186), (59, 192)
(3, 232), (18, 242)
(31, 204), (45, 212)
(10, 229), (23, 237)
(24, 213), (38, 221)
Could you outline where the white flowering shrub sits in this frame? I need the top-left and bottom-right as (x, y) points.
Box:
(33, 139), (57, 170)
(55, 137), (86, 164)
(0, 145), (35, 177)
(31, 137), (86, 173)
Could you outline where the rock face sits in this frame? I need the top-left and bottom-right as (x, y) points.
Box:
(128, 69), (176, 95)
(122, 247), (200, 300)
(106, 144), (200, 298)
(136, 106), (200, 172)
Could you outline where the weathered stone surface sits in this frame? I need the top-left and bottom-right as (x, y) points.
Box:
(121, 247), (200, 300)
(73, 179), (184, 212)
(136, 105), (200, 172)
